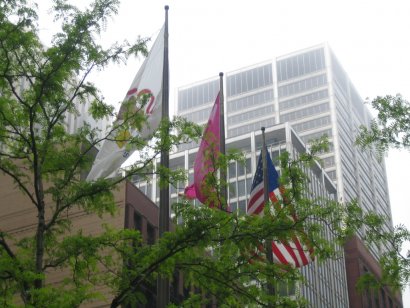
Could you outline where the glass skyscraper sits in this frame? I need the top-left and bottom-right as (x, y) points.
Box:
(133, 43), (400, 307)
(177, 44), (393, 255)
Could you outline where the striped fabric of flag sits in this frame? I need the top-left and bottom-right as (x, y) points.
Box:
(247, 148), (313, 268)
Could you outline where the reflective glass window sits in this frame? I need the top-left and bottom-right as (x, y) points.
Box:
(278, 74), (327, 97)
(277, 48), (325, 81)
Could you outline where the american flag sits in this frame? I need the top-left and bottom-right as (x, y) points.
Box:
(247, 148), (313, 267)
(247, 148), (280, 215)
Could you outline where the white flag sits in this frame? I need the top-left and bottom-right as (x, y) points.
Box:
(87, 26), (165, 181)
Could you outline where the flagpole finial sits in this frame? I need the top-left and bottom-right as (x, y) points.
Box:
(219, 72), (224, 77)
(165, 5), (169, 10)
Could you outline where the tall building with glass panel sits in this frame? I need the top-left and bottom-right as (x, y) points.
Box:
(166, 43), (397, 307)
(175, 44), (393, 256)
(133, 124), (349, 307)
(274, 46), (393, 257)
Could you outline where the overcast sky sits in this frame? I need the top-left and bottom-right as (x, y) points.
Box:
(38, 0), (410, 304)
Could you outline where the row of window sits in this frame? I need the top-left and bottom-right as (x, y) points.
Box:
(228, 158), (252, 178)
(339, 133), (355, 159)
(337, 121), (354, 148)
(322, 156), (335, 168)
(361, 186), (374, 212)
(176, 140), (199, 152)
(178, 79), (219, 111)
(228, 104), (274, 126)
(333, 83), (349, 109)
(326, 170), (336, 181)
(292, 115), (331, 133)
(277, 48), (326, 82)
(228, 178), (252, 201)
(301, 260), (348, 308)
(341, 160), (358, 198)
(182, 106), (212, 124)
(350, 84), (365, 119)
(336, 102), (352, 129)
(227, 89), (273, 112)
(280, 102), (330, 123)
(229, 199), (247, 215)
(133, 213), (156, 245)
(300, 128), (332, 144)
(279, 89), (328, 111)
(278, 74), (327, 98)
(331, 54), (348, 94)
(227, 64), (273, 97)
(227, 117), (275, 138)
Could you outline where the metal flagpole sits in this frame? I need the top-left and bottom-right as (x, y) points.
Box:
(261, 127), (275, 299)
(157, 5), (170, 308)
(219, 72), (227, 209)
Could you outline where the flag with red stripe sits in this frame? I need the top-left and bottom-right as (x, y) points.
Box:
(247, 148), (313, 267)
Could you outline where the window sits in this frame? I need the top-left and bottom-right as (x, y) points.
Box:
(228, 182), (236, 198)
(134, 213), (142, 232)
(238, 180), (245, 197)
(291, 116), (331, 133)
(228, 117), (275, 138)
(277, 48), (325, 81)
(322, 156), (335, 168)
(230, 202), (237, 213)
(228, 105), (274, 126)
(227, 64), (273, 97)
(147, 223), (156, 245)
(227, 89), (273, 112)
(237, 161), (246, 176)
(228, 162), (236, 179)
(327, 170), (336, 180)
(279, 89), (328, 110)
(280, 102), (329, 122)
(238, 200), (246, 214)
(300, 129), (332, 144)
(278, 74), (327, 97)
(177, 79), (219, 112)
(183, 106), (213, 123)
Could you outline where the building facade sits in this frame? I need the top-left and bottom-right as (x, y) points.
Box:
(168, 43), (400, 307)
(177, 44), (393, 249)
(134, 123), (349, 307)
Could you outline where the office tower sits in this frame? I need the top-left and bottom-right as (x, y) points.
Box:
(134, 123), (348, 307)
(177, 44), (393, 249)
(172, 43), (401, 307)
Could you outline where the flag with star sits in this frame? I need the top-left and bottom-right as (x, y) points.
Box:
(247, 147), (313, 267)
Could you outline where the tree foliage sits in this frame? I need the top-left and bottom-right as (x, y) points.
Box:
(0, 0), (390, 307)
(356, 94), (410, 155)
(0, 0), (197, 305)
(356, 94), (410, 294)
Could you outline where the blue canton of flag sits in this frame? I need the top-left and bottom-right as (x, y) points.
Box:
(247, 148), (280, 215)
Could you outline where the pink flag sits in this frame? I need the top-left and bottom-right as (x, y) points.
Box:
(185, 93), (220, 206)
(183, 184), (196, 199)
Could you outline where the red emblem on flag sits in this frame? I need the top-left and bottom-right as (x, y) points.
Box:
(126, 88), (155, 115)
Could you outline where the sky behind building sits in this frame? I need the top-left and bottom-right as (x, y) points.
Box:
(37, 0), (410, 304)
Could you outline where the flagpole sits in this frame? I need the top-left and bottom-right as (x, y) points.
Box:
(157, 5), (170, 308)
(261, 127), (275, 299)
(219, 72), (227, 210)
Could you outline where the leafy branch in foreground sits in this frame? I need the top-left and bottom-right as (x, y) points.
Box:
(0, 0), (203, 306)
(356, 94), (410, 156)
(355, 93), (410, 293)
(0, 0), (397, 306)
